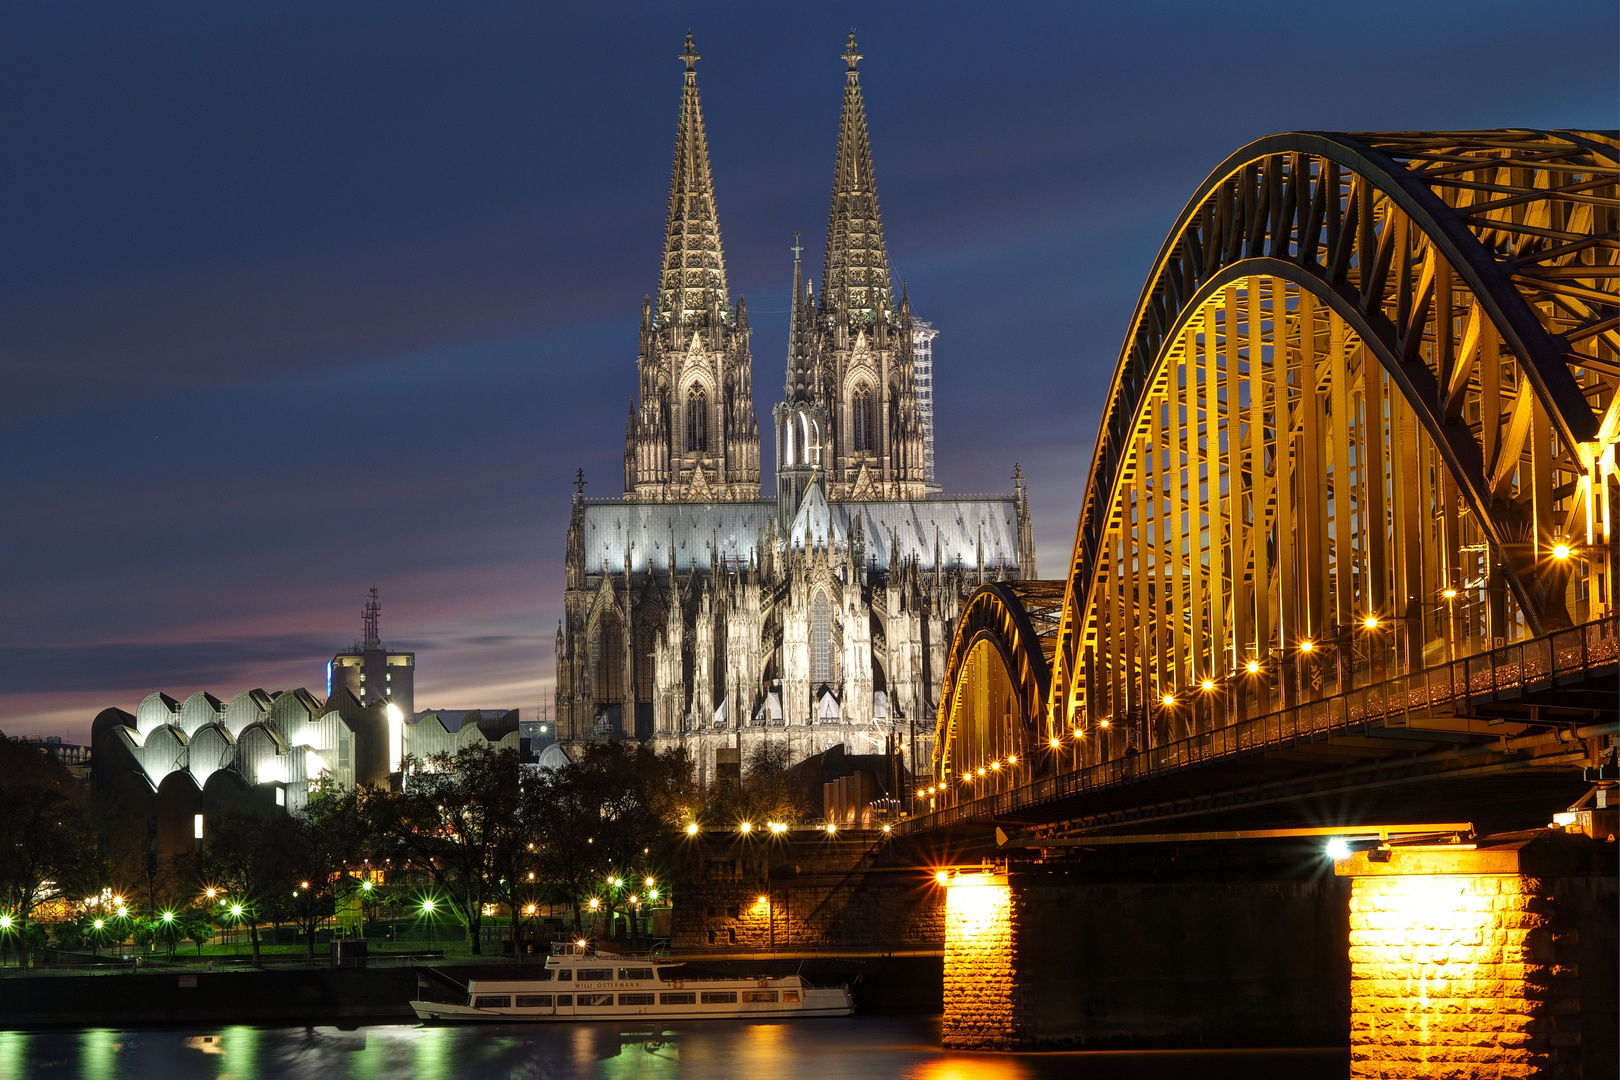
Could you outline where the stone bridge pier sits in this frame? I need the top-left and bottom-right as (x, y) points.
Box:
(940, 832), (1616, 1076)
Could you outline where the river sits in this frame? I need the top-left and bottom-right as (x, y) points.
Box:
(0, 1019), (1347, 1079)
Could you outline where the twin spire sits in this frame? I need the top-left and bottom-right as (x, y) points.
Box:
(655, 32), (891, 331)
(821, 32), (891, 321)
(655, 33), (730, 330)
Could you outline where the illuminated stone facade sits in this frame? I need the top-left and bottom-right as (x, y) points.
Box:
(941, 871), (1017, 1049)
(555, 37), (1036, 780)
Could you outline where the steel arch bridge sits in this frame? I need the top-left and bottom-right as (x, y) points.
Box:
(928, 130), (1619, 824)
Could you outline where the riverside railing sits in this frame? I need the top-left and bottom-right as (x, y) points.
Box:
(906, 616), (1618, 835)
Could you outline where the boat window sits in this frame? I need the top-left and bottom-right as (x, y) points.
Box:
(578, 968), (613, 981)
(660, 992), (697, 1005)
(783, 991), (800, 1002)
(744, 991), (778, 1003)
(555, 994), (572, 1006)
(556, 970), (573, 981)
(618, 993), (655, 1006)
(701, 991), (737, 1004)
(473, 996), (511, 1009)
(618, 968), (654, 981)
(515, 995), (552, 1008)
(577, 993), (614, 1007)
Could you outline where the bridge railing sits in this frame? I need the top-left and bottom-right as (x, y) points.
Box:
(908, 617), (1618, 833)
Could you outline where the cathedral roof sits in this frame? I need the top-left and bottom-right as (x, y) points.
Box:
(655, 34), (730, 330)
(578, 494), (1020, 577)
(790, 495), (1021, 573)
(580, 501), (771, 574)
(819, 33), (891, 324)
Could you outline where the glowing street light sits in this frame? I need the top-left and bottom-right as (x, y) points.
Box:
(825, 823), (838, 834)
(1325, 837), (1350, 860)
(647, 889), (659, 900)
(1007, 754), (1017, 765)
(768, 822), (787, 835)
(1201, 679), (1215, 692)
(685, 823), (700, 837)
(1161, 693), (1176, 708)
(609, 877), (622, 888)
(1049, 737), (1062, 749)
(737, 822), (753, 834)
(1552, 543), (1572, 561)
(1441, 588), (1458, 600)
(1245, 659), (1261, 674)
(1298, 640), (1314, 653)
(934, 870), (950, 886)
(1363, 614), (1380, 630)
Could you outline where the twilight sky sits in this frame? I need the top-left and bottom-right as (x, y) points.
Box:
(3, 1), (1616, 740)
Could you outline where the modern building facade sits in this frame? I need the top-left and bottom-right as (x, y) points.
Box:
(328, 587), (415, 711)
(555, 36), (1036, 783)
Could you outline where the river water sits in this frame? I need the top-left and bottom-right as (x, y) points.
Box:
(0, 1019), (1348, 1079)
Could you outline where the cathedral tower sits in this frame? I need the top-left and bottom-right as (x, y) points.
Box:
(776, 34), (928, 512)
(626, 35), (761, 502)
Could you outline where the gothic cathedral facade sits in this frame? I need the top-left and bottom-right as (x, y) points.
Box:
(556, 36), (1035, 783)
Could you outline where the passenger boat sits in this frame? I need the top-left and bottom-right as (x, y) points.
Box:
(410, 943), (854, 1022)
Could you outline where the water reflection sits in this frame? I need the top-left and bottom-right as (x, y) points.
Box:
(0, 1020), (1348, 1079)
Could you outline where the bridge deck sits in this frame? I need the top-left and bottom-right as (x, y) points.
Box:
(905, 619), (1618, 841)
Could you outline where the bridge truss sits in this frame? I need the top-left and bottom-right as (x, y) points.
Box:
(930, 131), (1618, 828)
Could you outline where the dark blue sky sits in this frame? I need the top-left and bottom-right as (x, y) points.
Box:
(3, 1), (1615, 739)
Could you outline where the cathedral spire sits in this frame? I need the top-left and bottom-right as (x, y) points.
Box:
(656, 33), (730, 330)
(785, 231), (814, 401)
(820, 32), (890, 324)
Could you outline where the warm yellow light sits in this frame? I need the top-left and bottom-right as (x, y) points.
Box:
(756, 895), (768, 905)
(645, 877), (656, 887)
(825, 823), (838, 833)
(1099, 719), (1110, 729)
(1161, 693), (1175, 707)
(1363, 615), (1380, 630)
(882, 824), (892, 834)
(990, 761), (1000, 771)
(205, 888), (216, 899)
(1441, 588), (1458, 600)
(962, 775), (972, 784)
(738, 821), (752, 834)
(1049, 737), (1062, 749)
(768, 822), (787, 835)
(1201, 679), (1215, 691)
(575, 938), (587, 948)
(1298, 640), (1313, 653)
(609, 877), (622, 887)
(1006, 754), (1016, 765)
(588, 898), (600, 910)
(685, 823), (700, 836)
(1552, 543), (1571, 560)
(935, 870), (950, 885)
(1246, 659), (1261, 674)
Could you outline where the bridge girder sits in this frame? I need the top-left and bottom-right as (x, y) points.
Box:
(933, 130), (1618, 809)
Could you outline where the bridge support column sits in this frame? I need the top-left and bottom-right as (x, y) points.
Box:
(1336, 834), (1616, 1079)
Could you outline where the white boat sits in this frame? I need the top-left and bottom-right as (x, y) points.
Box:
(410, 943), (854, 1022)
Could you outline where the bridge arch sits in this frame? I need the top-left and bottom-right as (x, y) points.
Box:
(936, 130), (1617, 802)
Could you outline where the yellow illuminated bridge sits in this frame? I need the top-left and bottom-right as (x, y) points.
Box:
(919, 130), (1619, 839)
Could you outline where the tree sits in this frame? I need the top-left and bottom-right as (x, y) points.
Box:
(531, 742), (694, 940)
(281, 783), (367, 962)
(194, 811), (289, 965)
(370, 746), (525, 956)
(0, 735), (99, 967)
(706, 739), (816, 827)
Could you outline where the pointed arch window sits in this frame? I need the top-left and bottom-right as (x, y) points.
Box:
(686, 387), (708, 452)
(811, 591), (833, 686)
(592, 613), (625, 704)
(852, 386), (874, 454)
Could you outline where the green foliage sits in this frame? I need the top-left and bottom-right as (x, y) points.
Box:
(705, 739), (817, 826)
(0, 733), (99, 966)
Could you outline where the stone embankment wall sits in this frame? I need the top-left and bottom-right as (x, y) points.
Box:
(669, 834), (943, 952)
(941, 866), (1349, 1050)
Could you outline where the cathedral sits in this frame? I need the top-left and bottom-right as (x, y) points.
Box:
(555, 35), (1035, 784)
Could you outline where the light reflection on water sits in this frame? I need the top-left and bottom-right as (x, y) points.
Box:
(0, 1020), (1347, 1080)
